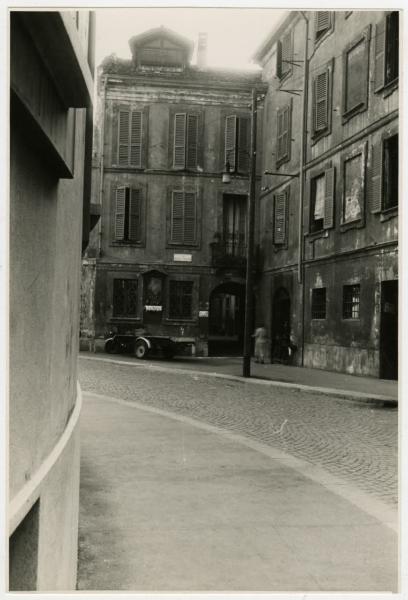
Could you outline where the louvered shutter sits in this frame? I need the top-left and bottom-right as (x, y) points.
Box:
(370, 142), (383, 213)
(277, 105), (290, 163)
(315, 12), (330, 39)
(281, 31), (292, 77)
(374, 19), (386, 92)
(129, 188), (141, 241)
(314, 71), (329, 133)
(274, 192), (287, 244)
(118, 110), (130, 165)
(173, 113), (186, 169)
(323, 167), (335, 229)
(130, 111), (142, 167)
(237, 117), (250, 173)
(186, 114), (198, 169)
(183, 192), (196, 245)
(277, 110), (284, 161)
(225, 115), (237, 171)
(115, 187), (126, 240)
(171, 191), (184, 242)
(276, 39), (283, 79)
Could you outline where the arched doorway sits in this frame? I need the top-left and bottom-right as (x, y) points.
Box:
(209, 282), (245, 356)
(271, 287), (291, 363)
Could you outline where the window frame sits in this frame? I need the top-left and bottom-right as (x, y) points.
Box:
(112, 277), (139, 319)
(340, 143), (367, 232)
(311, 59), (334, 142)
(168, 280), (194, 320)
(276, 99), (292, 168)
(311, 287), (327, 320)
(314, 12), (334, 47)
(369, 127), (398, 219)
(112, 184), (145, 246)
(276, 29), (293, 81)
(272, 186), (289, 248)
(223, 113), (251, 175)
(164, 274), (200, 323)
(342, 284), (361, 320)
(374, 12), (399, 95)
(167, 188), (200, 248)
(341, 26), (371, 123)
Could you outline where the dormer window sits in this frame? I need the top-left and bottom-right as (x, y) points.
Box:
(139, 39), (185, 68)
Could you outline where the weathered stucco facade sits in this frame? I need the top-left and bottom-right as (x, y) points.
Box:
(255, 11), (398, 378)
(9, 11), (94, 590)
(82, 28), (265, 356)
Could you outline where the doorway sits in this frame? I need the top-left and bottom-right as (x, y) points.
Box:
(271, 287), (291, 363)
(143, 271), (165, 334)
(209, 282), (245, 356)
(380, 280), (398, 379)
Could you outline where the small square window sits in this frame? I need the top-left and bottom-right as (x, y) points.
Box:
(343, 284), (360, 319)
(311, 288), (326, 319)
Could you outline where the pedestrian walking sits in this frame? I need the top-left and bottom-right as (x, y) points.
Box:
(253, 326), (268, 363)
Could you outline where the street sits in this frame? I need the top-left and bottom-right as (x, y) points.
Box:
(77, 356), (398, 591)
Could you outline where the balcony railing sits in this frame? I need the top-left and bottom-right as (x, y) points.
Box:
(210, 239), (247, 270)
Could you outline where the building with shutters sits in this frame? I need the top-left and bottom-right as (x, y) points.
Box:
(10, 11), (95, 590)
(254, 10), (399, 378)
(82, 27), (265, 356)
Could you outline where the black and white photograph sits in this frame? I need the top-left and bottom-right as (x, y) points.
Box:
(4, 2), (406, 596)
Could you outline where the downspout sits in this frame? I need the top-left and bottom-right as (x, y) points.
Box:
(98, 75), (107, 258)
(298, 12), (309, 365)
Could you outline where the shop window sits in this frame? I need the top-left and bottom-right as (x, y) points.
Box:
(170, 190), (197, 245)
(276, 101), (292, 166)
(343, 284), (360, 319)
(276, 30), (293, 79)
(311, 288), (326, 319)
(374, 12), (399, 91)
(113, 279), (138, 317)
(114, 186), (142, 243)
(370, 134), (398, 213)
(342, 27), (370, 121)
(169, 280), (193, 319)
(118, 109), (143, 167)
(224, 115), (250, 174)
(314, 12), (333, 43)
(310, 167), (335, 232)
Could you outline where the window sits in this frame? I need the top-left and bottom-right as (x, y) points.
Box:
(223, 194), (247, 256)
(311, 288), (326, 319)
(224, 115), (250, 173)
(310, 168), (335, 232)
(342, 28), (370, 120)
(312, 62), (333, 138)
(113, 279), (138, 317)
(276, 102), (292, 166)
(370, 133), (398, 213)
(374, 12), (399, 91)
(169, 281), (193, 319)
(173, 112), (200, 169)
(114, 187), (142, 243)
(342, 151), (364, 224)
(170, 190), (197, 245)
(314, 12), (332, 43)
(276, 30), (292, 79)
(273, 188), (288, 245)
(118, 109), (143, 167)
(343, 284), (360, 319)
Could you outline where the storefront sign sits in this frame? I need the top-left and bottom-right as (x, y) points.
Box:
(174, 253), (192, 262)
(144, 305), (162, 312)
(199, 310), (209, 318)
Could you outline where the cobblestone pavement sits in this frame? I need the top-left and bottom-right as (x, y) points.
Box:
(78, 358), (398, 506)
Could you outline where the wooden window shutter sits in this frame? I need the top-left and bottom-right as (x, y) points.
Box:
(274, 191), (287, 244)
(314, 71), (329, 133)
(276, 39), (283, 79)
(281, 31), (292, 76)
(183, 192), (197, 245)
(186, 114), (198, 169)
(129, 188), (141, 241)
(171, 191), (184, 242)
(115, 187), (126, 240)
(118, 110), (130, 165)
(277, 104), (291, 163)
(130, 111), (142, 167)
(374, 19), (386, 92)
(370, 142), (383, 213)
(323, 167), (335, 229)
(225, 115), (237, 170)
(173, 113), (186, 169)
(315, 12), (330, 38)
(237, 117), (250, 173)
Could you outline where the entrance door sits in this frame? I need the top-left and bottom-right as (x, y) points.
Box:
(143, 272), (164, 334)
(380, 280), (398, 379)
(209, 282), (245, 356)
(272, 288), (291, 363)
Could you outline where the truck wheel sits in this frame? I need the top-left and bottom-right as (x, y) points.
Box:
(105, 339), (118, 354)
(134, 340), (148, 359)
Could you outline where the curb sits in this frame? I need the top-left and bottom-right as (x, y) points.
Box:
(79, 355), (397, 407)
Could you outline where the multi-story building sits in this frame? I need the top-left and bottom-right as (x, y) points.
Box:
(10, 11), (95, 590)
(82, 27), (265, 357)
(254, 10), (399, 378)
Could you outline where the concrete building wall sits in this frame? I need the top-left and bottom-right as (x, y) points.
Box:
(9, 11), (94, 590)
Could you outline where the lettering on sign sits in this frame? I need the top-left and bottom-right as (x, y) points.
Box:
(174, 254), (192, 262)
(199, 310), (209, 318)
(144, 305), (162, 312)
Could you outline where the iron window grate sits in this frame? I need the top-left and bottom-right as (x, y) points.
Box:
(343, 284), (360, 319)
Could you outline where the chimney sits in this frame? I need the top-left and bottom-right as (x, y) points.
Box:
(197, 32), (207, 69)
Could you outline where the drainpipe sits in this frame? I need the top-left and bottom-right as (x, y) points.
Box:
(298, 12), (309, 365)
(98, 75), (107, 258)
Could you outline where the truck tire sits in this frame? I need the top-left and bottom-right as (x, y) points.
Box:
(134, 340), (148, 359)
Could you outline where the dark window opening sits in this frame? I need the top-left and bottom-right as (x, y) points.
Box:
(169, 281), (193, 319)
(385, 12), (399, 85)
(310, 173), (325, 232)
(343, 284), (360, 319)
(311, 288), (326, 319)
(113, 279), (138, 317)
(383, 134), (398, 210)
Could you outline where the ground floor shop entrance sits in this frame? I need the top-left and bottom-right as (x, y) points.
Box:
(380, 280), (398, 380)
(209, 282), (245, 356)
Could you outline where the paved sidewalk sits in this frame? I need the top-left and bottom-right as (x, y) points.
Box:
(79, 351), (398, 404)
(78, 392), (397, 592)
